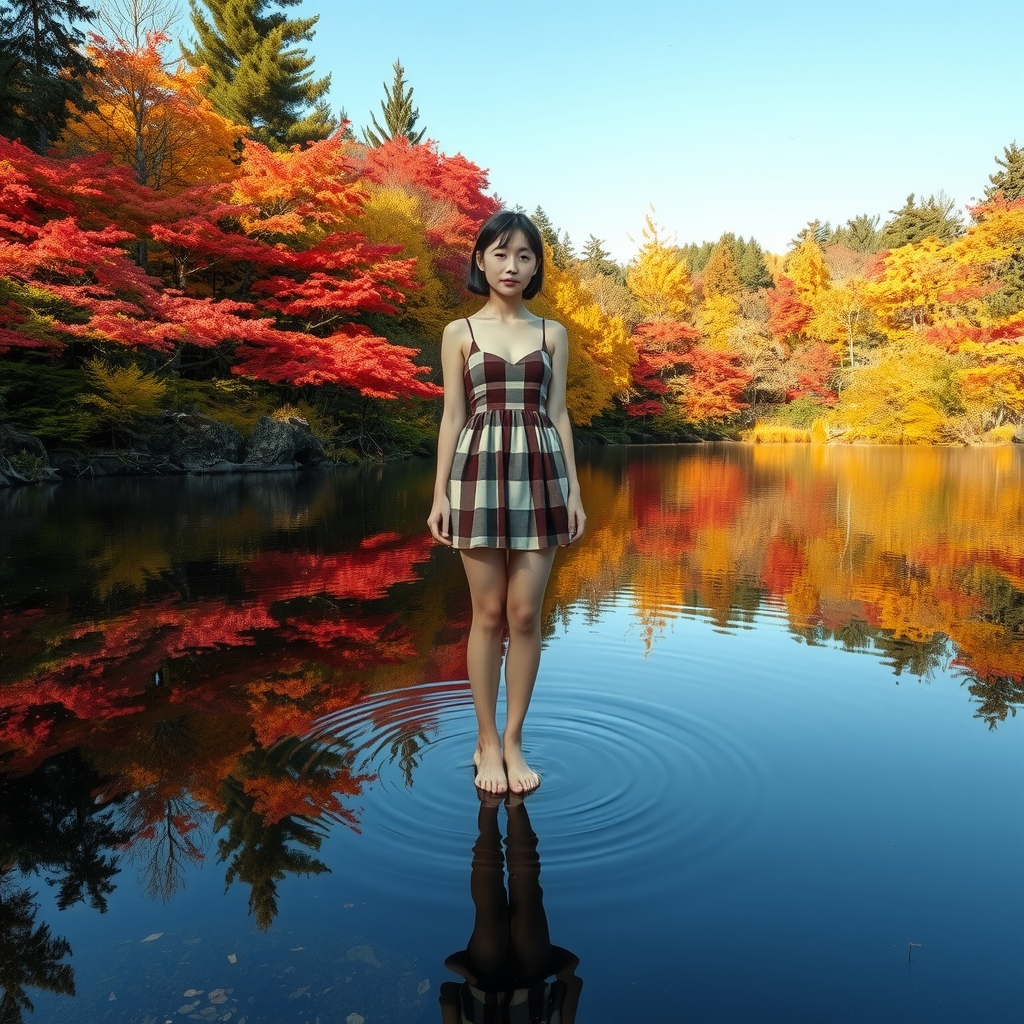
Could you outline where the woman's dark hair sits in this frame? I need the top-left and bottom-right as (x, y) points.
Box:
(466, 211), (545, 300)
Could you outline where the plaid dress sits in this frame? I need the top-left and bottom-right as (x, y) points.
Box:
(449, 319), (571, 549)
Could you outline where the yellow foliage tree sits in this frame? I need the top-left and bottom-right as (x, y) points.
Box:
(817, 346), (952, 443)
(702, 240), (742, 298)
(956, 340), (1024, 426)
(701, 292), (739, 349)
(85, 359), (167, 440)
(810, 277), (872, 367)
(865, 237), (958, 339)
(787, 236), (831, 301)
(62, 33), (243, 191)
(625, 213), (692, 320)
(355, 185), (448, 335)
(531, 247), (634, 423)
(699, 239), (741, 349)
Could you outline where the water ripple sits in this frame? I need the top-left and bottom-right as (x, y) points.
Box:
(305, 676), (765, 904)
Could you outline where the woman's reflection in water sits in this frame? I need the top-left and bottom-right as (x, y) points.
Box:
(441, 794), (582, 1024)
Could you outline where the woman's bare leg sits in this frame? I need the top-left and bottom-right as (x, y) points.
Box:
(503, 548), (557, 793)
(461, 549), (511, 793)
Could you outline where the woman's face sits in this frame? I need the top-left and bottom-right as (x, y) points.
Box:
(475, 230), (539, 297)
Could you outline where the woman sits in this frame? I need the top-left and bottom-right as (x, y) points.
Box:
(427, 211), (586, 794)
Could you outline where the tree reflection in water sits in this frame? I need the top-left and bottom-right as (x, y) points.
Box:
(2, 449), (1023, 1016)
(0, 881), (75, 1024)
(441, 796), (582, 1024)
(0, 751), (131, 1022)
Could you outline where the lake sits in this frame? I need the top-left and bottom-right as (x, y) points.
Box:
(1, 444), (1022, 1023)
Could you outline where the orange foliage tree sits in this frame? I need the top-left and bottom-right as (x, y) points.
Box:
(61, 33), (243, 191)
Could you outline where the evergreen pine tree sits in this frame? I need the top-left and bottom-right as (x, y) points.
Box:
(0, 0), (96, 152)
(788, 220), (832, 250)
(734, 237), (771, 289)
(982, 143), (1024, 317)
(985, 141), (1024, 202)
(580, 235), (620, 278)
(830, 213), (882, 254)
(880, 193), (964, 248)
(182, 0), (336, 150)
(530, 206), (572, 268)
(678, 240), (715, 274)
(362, 59), (425, 147)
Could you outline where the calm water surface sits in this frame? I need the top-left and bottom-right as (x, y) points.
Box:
(2, 444), (1022, 1023)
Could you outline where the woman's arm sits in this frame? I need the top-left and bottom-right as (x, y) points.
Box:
(544, 321), (587, 543)
(427, 320), (469, 545)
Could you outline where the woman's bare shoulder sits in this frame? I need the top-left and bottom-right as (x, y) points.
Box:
(543, 318), (569, 348)
(442, 318), (473, 339)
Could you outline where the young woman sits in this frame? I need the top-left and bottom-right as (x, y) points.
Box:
(427, 211), (586, 795)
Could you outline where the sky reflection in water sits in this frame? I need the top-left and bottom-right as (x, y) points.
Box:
(1, 444), (1022, 1023)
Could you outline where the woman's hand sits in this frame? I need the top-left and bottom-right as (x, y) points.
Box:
(428, 494), (453, 546)
(566, 493), (587, 544)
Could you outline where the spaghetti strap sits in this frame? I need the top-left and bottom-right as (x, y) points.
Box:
(541, 318), (546, 353)
(465, 317), (477, 345)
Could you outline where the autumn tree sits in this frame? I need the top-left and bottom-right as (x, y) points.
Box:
(531, 247), (632, 423)
(95, 0), (180, 44)
(356, 136), (501, 342)
(700, 238), (742, 350)
(62, 32), (242, 191)
(625, 319), (698, 417)
(817, 345), (953, 443)
(182, 0), (335, 149)
(703, 237), (742, 299)
(786, 235), (831, 301)
(152, 136), (441, 398)
(0, 0), (96, 151)
(811, 277), (872, 367)
(626, 213), (691, 320)
(362, 59), (425, 147)
(680, 234), (770, 289)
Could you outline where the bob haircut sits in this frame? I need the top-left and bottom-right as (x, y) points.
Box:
(466, 211), (545, 300)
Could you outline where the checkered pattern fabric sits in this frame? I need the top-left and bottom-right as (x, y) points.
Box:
(449, 320), (571, 550)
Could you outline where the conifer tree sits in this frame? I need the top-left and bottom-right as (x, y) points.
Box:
(0, 0), (96, 152)
(735, 237), (772, 289)
(530, 206), (572, 268)
(182, 0), (335, 150)
(880, 193), (964, 248)
(678, 240), (715, 274)
(362, 59), (425, 147)
(985, 141), (1024, 202)
(703, 237), (742, 298)
(580, 234), (620, 279)
(829, 213), (882, 254)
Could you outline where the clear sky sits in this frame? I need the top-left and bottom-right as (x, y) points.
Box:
(294, 0), (1021, 262)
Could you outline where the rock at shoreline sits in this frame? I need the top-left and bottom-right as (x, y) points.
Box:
(147, 413), (244, 471)
(0, 424), (60, 485)
(245, 416), (327, 468)
(1013, 425), (1024, 444)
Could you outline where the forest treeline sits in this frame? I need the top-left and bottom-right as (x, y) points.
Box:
(2, 0), (1024, 464)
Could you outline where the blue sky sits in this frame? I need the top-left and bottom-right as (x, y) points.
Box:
(296, 0), (1021, 262)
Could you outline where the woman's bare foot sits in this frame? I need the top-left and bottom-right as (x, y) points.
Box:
(473, 742), (507, 794)
(503, 739), (540, 794)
